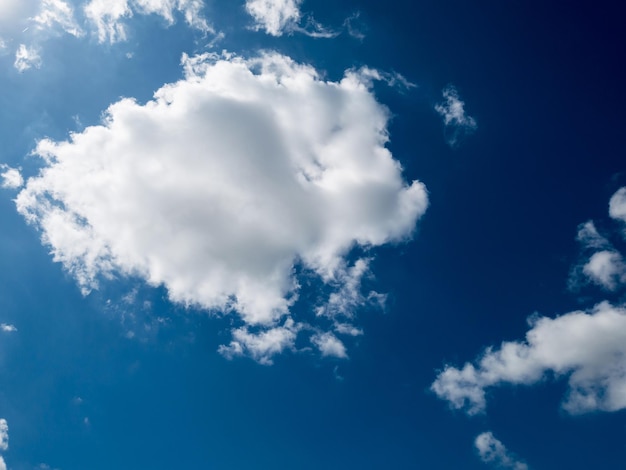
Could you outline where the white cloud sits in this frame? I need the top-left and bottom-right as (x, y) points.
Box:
(32, 0), (83, 37)
(0, 419), (7, 451)
(16, 51), (427, 360)
(83, 0), (132, 43)
(133, 0), (212, 33)
(84, 0), (211, 43)
(609, 187), (626, 226)
(435, 85), (477, 147)
(311, 331), (348, 358)
(0, 165), (24, 189)
(245, 0), (335, 38)
(0, 324), (17, 333)
(575, 220), (609, 250)
(14, 43), (42, 72)
(582, 250), (626, 291)
(219, 318), (299, 365)
(432, 301), (626, 415)
(245, 0), (301, 36)
(475, 432), (528, 470)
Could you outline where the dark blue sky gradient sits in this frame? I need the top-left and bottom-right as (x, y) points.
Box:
(0, 1), (625, 468)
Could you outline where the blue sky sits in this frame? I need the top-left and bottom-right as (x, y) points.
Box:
(0, 1), (625, 468)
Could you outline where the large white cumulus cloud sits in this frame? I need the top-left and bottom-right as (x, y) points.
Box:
(16, 52), (427, 357)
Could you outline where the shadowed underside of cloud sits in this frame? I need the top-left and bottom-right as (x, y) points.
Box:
(15, 51), (427, 363)
(475, 432), (528, 470)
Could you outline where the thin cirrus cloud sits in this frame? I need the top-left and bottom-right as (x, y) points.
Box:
(475, 432), (528, 470)
(432, 187), (626, 416)
(14, 51), (428, 363)
(32, 0), (83, 37)
(434, 85), (477, 148)
(83, 0), (213, 44)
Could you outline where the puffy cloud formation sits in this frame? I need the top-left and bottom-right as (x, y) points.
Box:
(245, 0), (301, 36)
(570, 188), (626, 291)
(16, 52), (427, 361)
(0, 324), (17, 333)
(84, 0), (211, 43)
(475, 432), (528, 470)
(610, 187), (626, 226)
(32, 0), (83, 37)
(245, 0), (336, 38)
(434, 85), (477, 147)
(0, 419), (6, 451)
(432, 302), (626, 415)
(0, 165), (24, 189)
(14, 44), (42, 72)
(311, 332), (348, 358)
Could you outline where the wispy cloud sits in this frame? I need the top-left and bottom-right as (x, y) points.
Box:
(475, 432), (528, 470)
(84, 0), (212, 44)
(435, 85), (477, 147)
(0, 324), (17, 333)
(14, 43), (41, 72)
(32, 0), (83, 37)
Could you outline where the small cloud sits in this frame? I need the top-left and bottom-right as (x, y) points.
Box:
(1, 165), (24, 189)
(245, 0), (336, 38)
(0, 419), (7, 451)
(0, 324), (17, 333)
(219, 319), (300, 365)
(31, 0), (83, 37)
(342, 11), (366, 40)
(311, 332), (348, 358)
(581, 250), (626, 291)
(475, 432), (528, 470)
(609, 187), (626, 227)
(245, 0), (301, 36)
(14, 44), (41, 72)
(435, 85), (477, 147)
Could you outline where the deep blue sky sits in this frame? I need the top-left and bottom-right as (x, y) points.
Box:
(0, 1), (625, 469)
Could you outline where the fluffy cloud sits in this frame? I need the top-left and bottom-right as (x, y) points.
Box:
(475, 432), (528, 470)
(245, 0), (301, 36)
(218, 318), (299, 365)
(434, 85), (477, 147)
(0, 418), (7, 470)
(32, 0), (83, 37)
(0, 165), (24, 189)
(432, 302), (626, 415)
(311, 332), (348, 358)
(569, 188), (626, 291)
(0, 419), (6, 451)
(0, 324), (17, 333)
(84, 0), (211, 43)
(609, 187), (626, 226)
(582, 250), (626, 291)
(14, 44), (42, 72)
(16, 51), (427, 360)
(245, 0), (336, 38)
